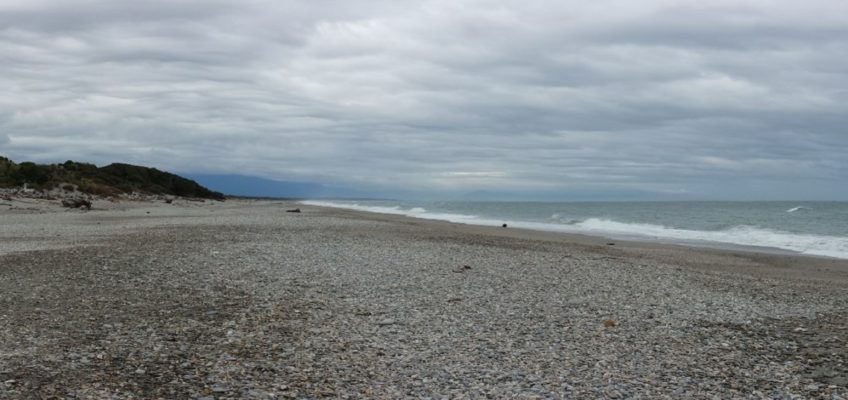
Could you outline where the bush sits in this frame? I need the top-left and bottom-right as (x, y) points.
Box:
(11, 162), (50, 186)
(1, 156), (224, 199)
(79, 182), (123, 197)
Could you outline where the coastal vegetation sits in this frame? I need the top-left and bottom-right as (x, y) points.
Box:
(0, 155), (224, 200)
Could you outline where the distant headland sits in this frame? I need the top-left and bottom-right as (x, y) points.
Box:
(0, 155), (224, 200)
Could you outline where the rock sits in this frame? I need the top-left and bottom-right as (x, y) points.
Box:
(811, 367), (833, 377)
(248, 389), (271, 398)
(211, 384), (229, 392)
(452, 265), (472, 273)
(502, 223), (508, 228)
(831, 375), (848, 386)
(377, 319), (396, 326)
(603, 319), (617, 328)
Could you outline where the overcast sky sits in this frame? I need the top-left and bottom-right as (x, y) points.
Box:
(1, 0), (847, 199)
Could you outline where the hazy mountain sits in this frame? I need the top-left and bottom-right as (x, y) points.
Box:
(185, 174), (370, 199)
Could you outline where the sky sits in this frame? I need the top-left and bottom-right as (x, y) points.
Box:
(1, 0), (847, 200)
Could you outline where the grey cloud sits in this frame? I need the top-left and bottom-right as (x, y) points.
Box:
(1, 0), (847, 199)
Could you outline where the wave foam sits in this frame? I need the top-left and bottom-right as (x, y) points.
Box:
(575, 218), (847, 258)
(301, 201), (848, 259)
(300, 201), (490, 224)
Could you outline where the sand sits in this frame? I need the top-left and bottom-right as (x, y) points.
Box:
(1, 198), (846, 398)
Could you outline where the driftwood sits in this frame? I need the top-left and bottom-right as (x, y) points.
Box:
(286, 208), (302, 213)
(61, 198), (92, 210)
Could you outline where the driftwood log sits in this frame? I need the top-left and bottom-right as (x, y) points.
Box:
(61, 198), (92, 210)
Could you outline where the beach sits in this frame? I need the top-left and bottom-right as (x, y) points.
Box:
(1, 198), (847, 398)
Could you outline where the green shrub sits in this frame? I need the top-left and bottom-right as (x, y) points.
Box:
(0, 155), (224, 199)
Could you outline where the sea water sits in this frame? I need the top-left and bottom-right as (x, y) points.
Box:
(300, 200), (848, 259)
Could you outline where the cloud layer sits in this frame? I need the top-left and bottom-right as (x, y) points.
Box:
(2, 0), (847, 199)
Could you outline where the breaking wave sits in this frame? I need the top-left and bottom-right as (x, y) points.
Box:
(301, 201), (848, 259)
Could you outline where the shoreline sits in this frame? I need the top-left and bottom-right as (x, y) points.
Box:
(2, 198), (847, 397)
(299, 200), (848, 261)
(304, 202), (848, 281)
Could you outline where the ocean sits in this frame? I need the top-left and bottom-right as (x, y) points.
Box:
(301, 200), (848, 260)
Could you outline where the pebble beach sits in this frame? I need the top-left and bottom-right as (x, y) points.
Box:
(1, 198), (847, 399)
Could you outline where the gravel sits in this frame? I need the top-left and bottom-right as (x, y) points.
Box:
(1, 199), (847, 399)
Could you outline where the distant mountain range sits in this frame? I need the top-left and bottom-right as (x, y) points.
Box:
(0, 155), (224, 200)
(0, 154), (373, 200)
(1, 156), (670, 202)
